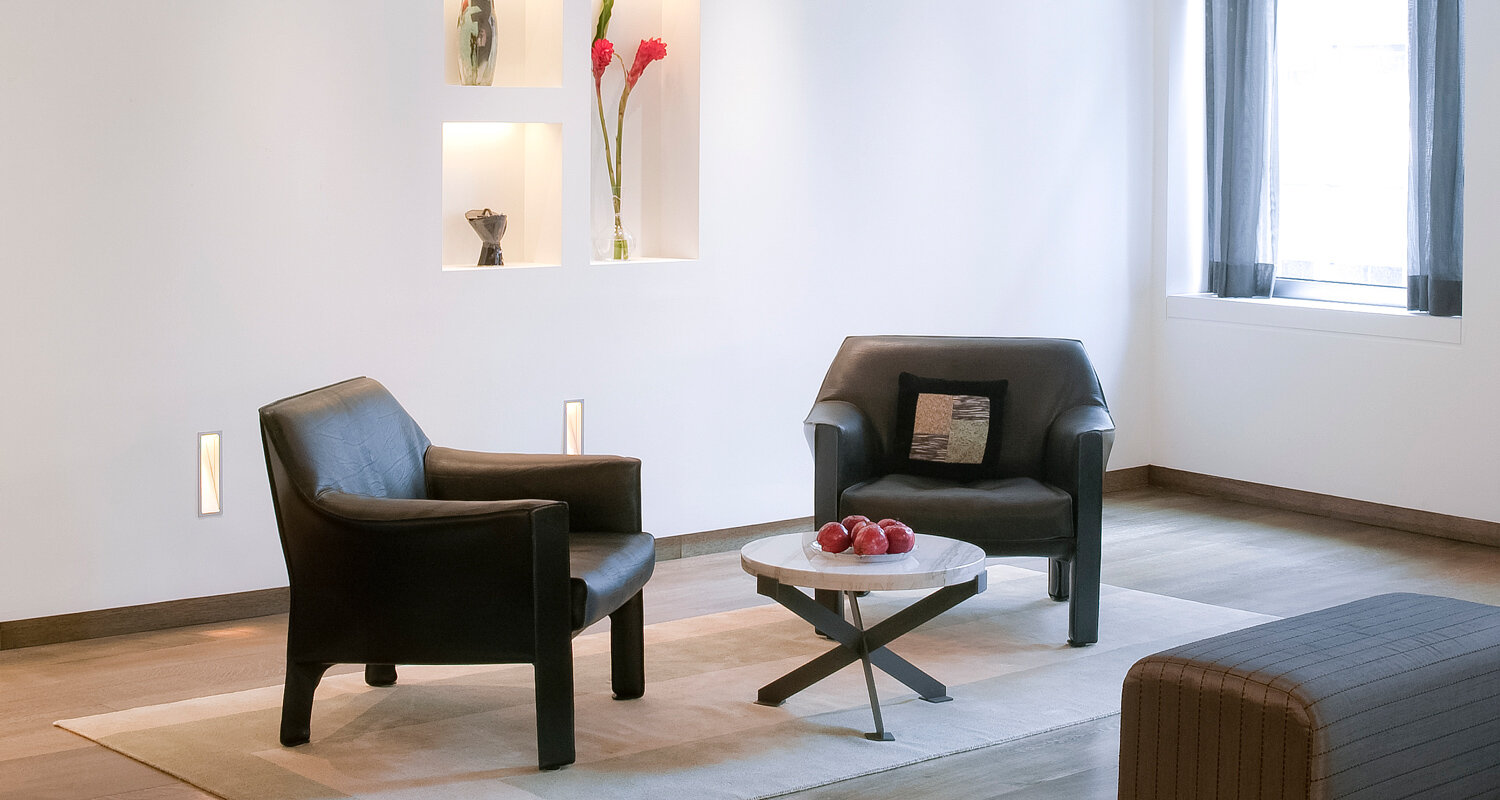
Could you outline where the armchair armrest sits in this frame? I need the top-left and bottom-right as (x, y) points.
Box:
(291, 492), (573, 664)
(1042, 405), (1115, 499)
(423, 448), (642, 533)
(307, 492), (570, 572)
(315, 492), (560, 529)
(804, 400), (881, 525)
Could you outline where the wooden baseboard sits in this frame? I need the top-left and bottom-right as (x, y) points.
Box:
(0, 587), (289, 651)
(653, 517), (815, 561)
(0, 520), (818, 652)
(1104, 466), (1150, 493)
(1147, 466), (1500, 548)
(7, 466), (1493, 651)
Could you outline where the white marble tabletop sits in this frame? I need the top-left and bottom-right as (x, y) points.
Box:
(740, 532), (987, 592)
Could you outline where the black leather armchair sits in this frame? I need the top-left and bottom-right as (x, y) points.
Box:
(259, 377), (654, 770)
(807, 337), (1114, 645)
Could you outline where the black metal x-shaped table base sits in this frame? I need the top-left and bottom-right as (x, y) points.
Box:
(753, 571), (987, 741)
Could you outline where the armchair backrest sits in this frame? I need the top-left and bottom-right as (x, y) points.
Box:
(259, 377), (431, 502)
(814, 336), (1108, 479)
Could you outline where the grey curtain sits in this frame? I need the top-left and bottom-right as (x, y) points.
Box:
(1205, 0), (1278, 298)
(1408, 0), (1464, 316)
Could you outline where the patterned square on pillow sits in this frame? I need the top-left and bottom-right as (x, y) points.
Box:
(893, 373), (1007, 480)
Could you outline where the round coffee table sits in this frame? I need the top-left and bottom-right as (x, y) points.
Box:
(740, 531), (987, 741)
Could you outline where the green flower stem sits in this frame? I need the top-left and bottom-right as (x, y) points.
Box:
(594, 80), (617, 190)
(596, 52), (635, 260)
(612, 69), (633, 260)
(612, 200), (627, 259)
(614, 81), (632, 225)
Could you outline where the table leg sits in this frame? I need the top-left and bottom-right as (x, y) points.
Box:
(754, 578), (863, 705)
(868, 649), (950, 703)
(846, 592), (894, 741)
(752, 574), (987, 729)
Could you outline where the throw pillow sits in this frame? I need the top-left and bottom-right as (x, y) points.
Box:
(892, 372), (1007, 480)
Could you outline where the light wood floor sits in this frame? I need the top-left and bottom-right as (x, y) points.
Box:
(7, 487), (1500, 799)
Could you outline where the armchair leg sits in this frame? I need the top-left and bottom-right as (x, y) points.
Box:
(365, 664), (398, 686)
(534, 641), (575, 770)
(814, 588), (844, 616)
(610, 591), (645, 700)
(1048, 558), (1071, 601)
(1067, 554), (1100, 647)
(280, 660), (333, 746)
(813, 588), (844, 638)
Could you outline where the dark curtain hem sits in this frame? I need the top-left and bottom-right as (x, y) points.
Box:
(1409, 276), (1463, 316)
(1210, 261), (1275, 298)
(1408, 275), (1428, 312)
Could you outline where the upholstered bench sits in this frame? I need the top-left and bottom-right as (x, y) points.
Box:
(1119, 593), (1500, 799)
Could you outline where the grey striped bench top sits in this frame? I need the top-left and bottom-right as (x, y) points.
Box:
(1120, 592), (1500, 799)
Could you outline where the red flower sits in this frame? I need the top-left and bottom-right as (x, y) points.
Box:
(625, 38), (667, 88)
(592, 38), (615, 85)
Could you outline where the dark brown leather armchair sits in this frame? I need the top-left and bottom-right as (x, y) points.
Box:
(807, 337), (1113, 645)
(258, 377), (654, 770)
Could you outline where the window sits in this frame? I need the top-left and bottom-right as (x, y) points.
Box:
(1274, 0), (1408, 306)
(1206, 0), (1462, 315)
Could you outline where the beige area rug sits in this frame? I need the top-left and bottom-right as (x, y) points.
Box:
(57, 565), (1272, 800)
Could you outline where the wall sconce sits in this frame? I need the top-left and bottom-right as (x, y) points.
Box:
(199, 431), (222, 516)
(563, 400), (584, 455)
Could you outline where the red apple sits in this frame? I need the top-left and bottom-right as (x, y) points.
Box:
(876, 518), (903, 529)
(816, 521), (851, 553)
(841, 514), (871, 531)
(884, 524), (915, 554)
(851, 520), (883, 542)
(852, 525), (889, 555)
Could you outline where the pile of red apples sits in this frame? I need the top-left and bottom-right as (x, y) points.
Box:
(816, 515), (915, 556)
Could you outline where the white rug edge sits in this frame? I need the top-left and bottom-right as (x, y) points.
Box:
(53, 722), (237, 800)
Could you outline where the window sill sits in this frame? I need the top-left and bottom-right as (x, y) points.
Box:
(1165, 293), (1461, 343)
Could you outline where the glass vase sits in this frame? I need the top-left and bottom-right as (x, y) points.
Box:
(608, 211), (634, 261)
(595, 204), (635, 261)
(457, 0), (496, 86)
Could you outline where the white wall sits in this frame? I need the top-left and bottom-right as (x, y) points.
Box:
(1151, 1), (1500, 524)
(0, 0), (1155, 620)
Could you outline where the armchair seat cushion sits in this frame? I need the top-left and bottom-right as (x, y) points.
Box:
(570, 532), (656, 632)
(841, 474), (1074, 552)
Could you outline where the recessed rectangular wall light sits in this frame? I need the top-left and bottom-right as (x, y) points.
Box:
(199, 431), (222, 516)
(563, 400), (584, 455)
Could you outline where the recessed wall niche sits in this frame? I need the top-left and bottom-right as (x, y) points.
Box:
(442, 122), (562, 270)
(589, 0), (699, 263)
(443, 0), (563, 87)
